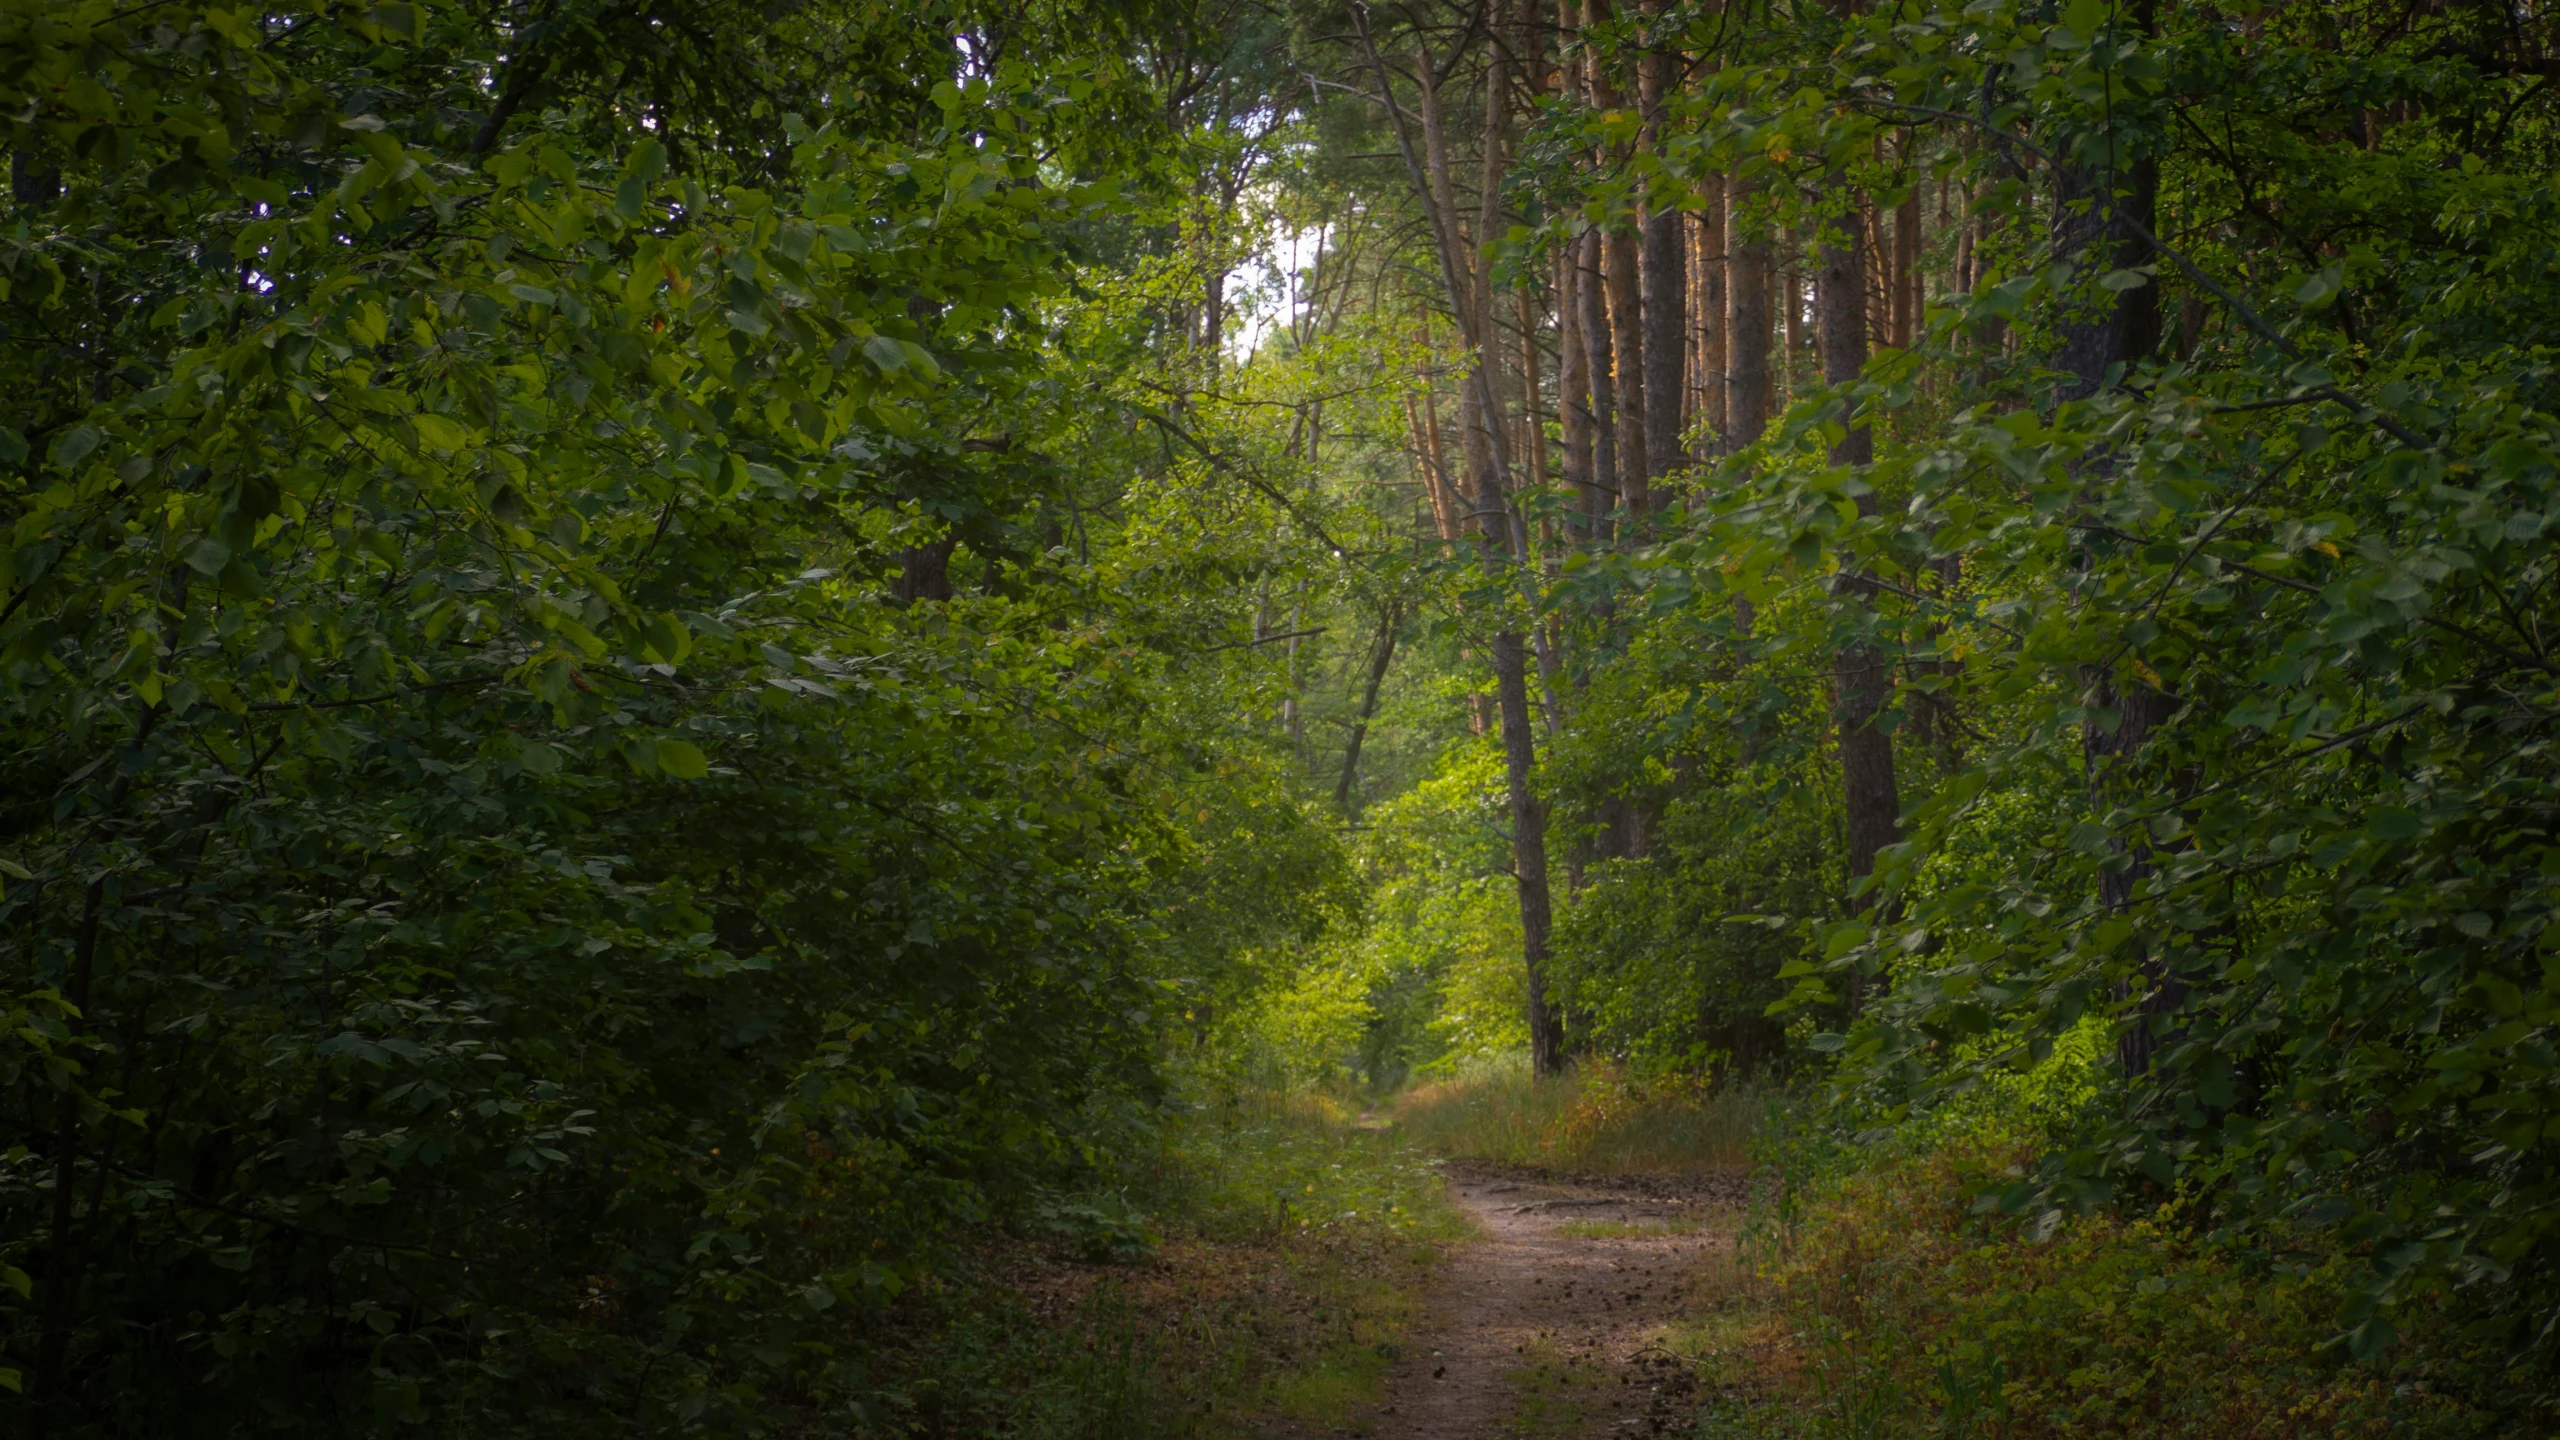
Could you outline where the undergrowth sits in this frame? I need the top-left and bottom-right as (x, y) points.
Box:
(1690, 1136), (2552, 1440)
(857, 1092), (1458, 1438)
(1389, 1055), (1763, 1172)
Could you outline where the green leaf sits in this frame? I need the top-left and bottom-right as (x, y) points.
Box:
(2365, 806), (2421, 842)
(47, 425), (101, 470)
(655, 739), (709, 780)
(412, 413), (469, 453)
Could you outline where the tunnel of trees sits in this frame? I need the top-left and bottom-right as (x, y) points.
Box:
(5, 0), (2560, 1432)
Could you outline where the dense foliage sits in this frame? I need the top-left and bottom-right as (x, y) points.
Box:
(0, 1), (1373, 1432)
(16, 0), (2560, 1432)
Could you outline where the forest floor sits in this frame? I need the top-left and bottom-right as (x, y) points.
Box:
(1271, 1162), (1765, 1440)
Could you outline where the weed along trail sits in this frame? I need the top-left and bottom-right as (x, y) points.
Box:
(1358, 1165), (1748, 1440)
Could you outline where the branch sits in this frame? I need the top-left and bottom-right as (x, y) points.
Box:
(1202, 627), (1327, 653)
(1127, 406), (1357, 555)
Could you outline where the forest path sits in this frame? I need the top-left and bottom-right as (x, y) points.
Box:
(1360, 1165), (1748, 1440)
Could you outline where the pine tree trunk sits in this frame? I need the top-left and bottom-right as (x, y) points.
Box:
(1819, 192), (1901, 1014)
(1605, 227), (1648, 518)
(1723, 176), (1771, 453)
(1578, 229), (1621, 537)
(1557, 253), (1597, 541)
(1637, 9), (1685, 506)
(1697, 186), (1727, 447)
(2050, 136), (2173, 1076)
(1361, 8), (1562, 1075)
(1892, 151), (1921, 349)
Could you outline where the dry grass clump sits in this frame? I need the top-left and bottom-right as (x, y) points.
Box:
(1387, 1057), (1763, 1173)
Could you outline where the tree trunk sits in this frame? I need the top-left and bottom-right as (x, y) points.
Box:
(1358, 5), (1560, 1075)
(896, 534), (957, 602)
(2050, 127), (2173, 1075)
(1335, 601), (1404, 814)
(1696, 186), (1727, 448)
(1892, 151), (1921, 349)
(1605, 227), (1648, 519)
(2053, 157), (2161, 401)
(1578, 229), (1621, 537)
(1518, 284), (1548, 496)
(1637, 7), (1685, 506)
(1722, 176), (1771, 453)
(1412, 389), (1460, 543)
(1557, 253), (1596, 541)
(1819, 191), (1901, 1014)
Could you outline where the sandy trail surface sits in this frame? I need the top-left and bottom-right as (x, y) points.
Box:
(1357, 1165), (1750, 1440)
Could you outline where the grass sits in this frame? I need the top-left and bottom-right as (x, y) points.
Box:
(1687, 1135), (2549, 1440)
(1387, 1054), (1764, 1173)
(874, 1091), (1461, 1439)
(1501, 1336), (1605, 1439)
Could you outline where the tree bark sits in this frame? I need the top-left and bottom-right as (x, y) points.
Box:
(1577, 229), (1621, 537)
(1636, 5), (1685, 505)
(1335, 601), (1404, 814)
(1722, 176), (1771, 453)
(1819, 191), (1901, 1014)
(896, 533), (957, 602)
(2053, 156), (2161, 401)
(1518, 284), (1548, 497)
(1604, 227), (1648, 518)
(1557, 253), (1597, 541)
(1411, 388), (1461, 543)
(2050, 120), (2173, 1076)
(1696, 187), (1727, 448)
(1891, 150), (1921, 349)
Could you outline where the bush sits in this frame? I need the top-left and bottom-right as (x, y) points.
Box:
(1713, 1136), (2549, 1440)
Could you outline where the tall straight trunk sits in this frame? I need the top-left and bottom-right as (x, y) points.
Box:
(1518, 285), (1548, 496)
(1456, 308), (1500, 525)
(1359, 8), (1560, 1075)
(1335, 601), (1404, 814)
(1696, 187), (1727, 446)
(1818, 190), (1901, 1013)
(1283, 585), (1310, 753)
(1574, 0), (1621, 534)
(1556, 254), (1596, 541)
(1779, 229), (1801, 406)
(1604, 227), (1648, 518)
(1861, 196), (1887, 348)
(1578, 229), (1621, 536)
(1723, 176), (1772, 453)
(1636, 7), (1685, 503)
(2053, 121), (2172, 1075)
(1953, 174), (1976, 294)
(1414, 389), (1460, 541)
(1892, 147), (1922, 349)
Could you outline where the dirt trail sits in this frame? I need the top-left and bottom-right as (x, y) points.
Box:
(1363, 1165), (1749, 1440)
